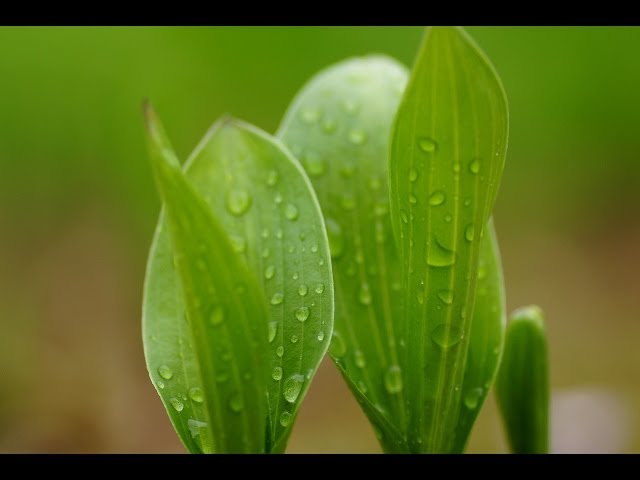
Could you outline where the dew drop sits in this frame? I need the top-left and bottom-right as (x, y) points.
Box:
(170, 397), (184, 412)
(340, 163), (356, 177)
(303, 152), (326, 177)
(369, 176), (381, 190)
(283, 374), (305, 403)
(189, 387), (204, 404)
(229, 393), (244, 413)
(158, 365), (173, 380)
(301, 107), (320, 124)
(261, 246), (270, 258)
(274, 192), (283, 204)
(271, 292), (284, 305)
(426, 238), (457, 267)
(418, 137), (438, 153)
(187, 419), (207, 439)
(209, 306), (225, 326)
(348, 129), (367, 145)
(275, 228), (283, 239)
(290, 334), (299, 344)
(340, 193), (356, 211)
(431, 324), (463, 349)
(157, 381), (165, 389)
(469, 158), (480, 174)
(322, 118), (336, 133)
(329, 331), (347, 357)
(317, 331), (325, 341)
(276, 346), (284, 358)
(465, 224), (475, 242)
(279, 411), (292, 427)
(374, 203), (388, 217)
(226, 189), (252, 216)
(268, 321), (278, 343)
(264, 265), (275, 280)
(437, 289), (454, 305)
(358, 381), (368, 394)
(384, 365), (403, 394)
(326, 218), (344, 259)
(272, 366), (283, 381)
(354, 350), (366, 368)
(295, 306), (310, 322)
(464, 387), (484, 410)
(266, 170), (278, 187)
(298, 284), (308, 297)
(315, 283), (325, 294)
(409, 194), (417, 205)
(428, 191), (446, 206)
(341, 99), (359, 115)
(445, 215), (452, 223)
(417, 290), (425, 305)
(311, 244), (318, 253)
(400, 210), (409, 224)
(453, 163), (461, 173)
(285, 203), (299, 221)
(409, 168), (418, 182)
(358, 283), (372, 306)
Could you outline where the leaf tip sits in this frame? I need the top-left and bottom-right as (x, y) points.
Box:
(510, 305), (545, 332)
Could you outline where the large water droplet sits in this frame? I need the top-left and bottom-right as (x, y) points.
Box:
(283, 374), (304, 403)
(265, 265), (275, 280)
(464, 387), (484, 409)
(170, 397), (184, 412)
(271, 292), (284, 305)
(229, 393), (244, 413)
(329, 331), (347, 357)
(189, 387), (204, 404)
(279, 411), (292, 427)
(266, 170), (278, 187)
(272, 366), (283, 381)
(326, 218), (344, 259)
(437, 289), (454, 305)
(431, 324), (463, 349)
(348, 129), (367, 145)
(268, 321), (278, 343)
(226, 189), (252, 216)
(465, 224), (475, 242)
(426, 239), (457, 267)
(384, 365), (403, 394)
(158, 365), (173, 380)
(285, 203), (299, 221)
(418, 137), (438, 153)
(354, 350), (366, 368)
(429, 191), (446, 206)
(358, 283), (372, 306)
(298, 284), (308, 296)
(276, 346), (284, 358)
(409, 168), (418, 182)
(303, 152), (326, 177)
(295, 306), (310, 322)
(469, 158), (480, 174)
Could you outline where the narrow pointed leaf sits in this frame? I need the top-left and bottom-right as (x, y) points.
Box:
(389, 27), (508, 452)
(142, 104), (268, 453)
(452, 218), (506, 451)
(143, 109), (333, 453)
(496, 306), (549, 454)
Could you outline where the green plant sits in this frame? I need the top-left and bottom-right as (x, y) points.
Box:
(142, 26), (550, 454)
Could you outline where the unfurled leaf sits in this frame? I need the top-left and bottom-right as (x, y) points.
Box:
(143, 105), (333, 453)
(143, 104), (268, 453)
(452, 219), (506, 452)
(278, 26), (508, 454)
(496, 306), (549, 454)
(389, 26), (508, 452)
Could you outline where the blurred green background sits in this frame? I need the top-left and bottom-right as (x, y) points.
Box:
(1, 27), (639, 453)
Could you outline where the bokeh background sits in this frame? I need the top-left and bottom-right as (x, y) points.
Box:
(1, 26), (639, 453)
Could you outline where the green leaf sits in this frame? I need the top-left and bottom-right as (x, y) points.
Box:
(496, 306), (550, 454)
(452, 218), (506, 452)
(278, 27), (508, 453)
(278, 55), (411, 452)
(142, 103), (268, 453)
(389, 26), (508, 452)
(143, 105), (334, 453)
